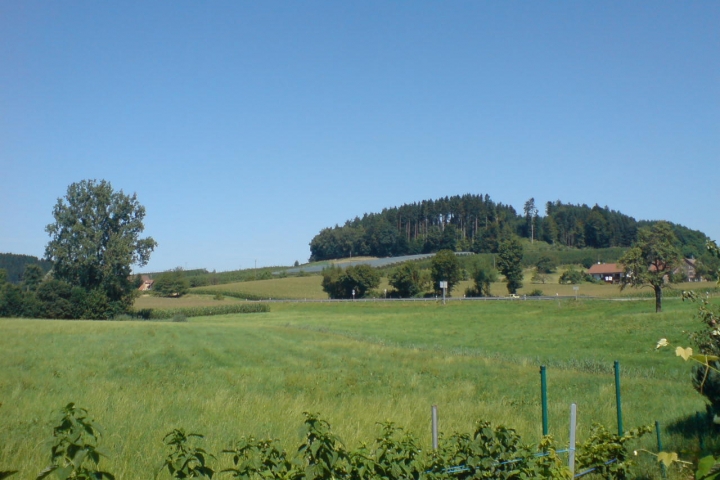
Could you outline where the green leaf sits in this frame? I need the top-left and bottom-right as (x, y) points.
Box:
(696, 455), (720, 480)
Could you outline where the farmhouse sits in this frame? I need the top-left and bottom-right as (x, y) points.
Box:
(587, 263), (624, 284)
(680, 258), (701, 281)
(138, 275), (154, 291)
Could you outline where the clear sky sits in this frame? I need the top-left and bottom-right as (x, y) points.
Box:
(1, 1), (718, 273)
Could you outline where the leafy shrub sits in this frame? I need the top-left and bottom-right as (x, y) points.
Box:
(536, 256), (558, 274)
(575, 423), (651, 479)
(222, 437), (292, 479)
(37, 403), (115, 480)
(158, 429), (214, 479)
(24, 404), (651, 480)
(528, 289), (544, 297)
(212, 293), (224, 301)
(559, 266), (585, 284)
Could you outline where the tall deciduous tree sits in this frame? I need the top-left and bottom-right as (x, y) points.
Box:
(389, 262), (428, 298)
(469, 259), (498, 297)
(618, 221), (681, 313)
(321, 264), (380, 299)
(45, 180), (157, 316)
(153, 269), (190, 298)
(430, 250), (461, 294)
(497, 237), (524, 294)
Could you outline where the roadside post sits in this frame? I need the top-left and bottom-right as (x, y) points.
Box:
(439, 281), (447, 305)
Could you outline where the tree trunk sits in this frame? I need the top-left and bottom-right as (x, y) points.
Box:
(654, 285), (662, 313)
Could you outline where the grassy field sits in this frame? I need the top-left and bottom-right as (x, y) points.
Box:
(188, 268), (718, 302)
(0, 298), (713, 478)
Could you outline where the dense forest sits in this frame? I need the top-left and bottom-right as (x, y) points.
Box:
(309, 195), (709, 261)
(0, 253), (52, 284)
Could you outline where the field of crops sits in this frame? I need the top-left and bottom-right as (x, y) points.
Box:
(0, 298), (713, 478)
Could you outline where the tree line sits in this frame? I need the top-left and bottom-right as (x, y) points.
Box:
(0, 253), (52, 284)
(309, 194), (709, 261)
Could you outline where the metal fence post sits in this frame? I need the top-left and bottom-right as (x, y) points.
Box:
(614, 360), (624, 436)
(569, 403), (577, 477)
(432, 405), (438, 451)
(540, 365), (549, 436)
(656, 421), (667, 479)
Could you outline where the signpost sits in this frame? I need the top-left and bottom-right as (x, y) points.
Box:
(439, 281), (447, 305)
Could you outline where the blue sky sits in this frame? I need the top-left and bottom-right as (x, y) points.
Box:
(1, 2), (718, 273)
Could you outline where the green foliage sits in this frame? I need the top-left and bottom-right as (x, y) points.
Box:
(23, 264), (45, 292)
(528, 289), (544, 297)
(531, 271), (549, 284)
(128, 303), (270, 320)
(0, 282), (35, 317)
(154, 269), (191, 298)
(157, 429), (214, 479)
(686, 241), (720, 413)
(296, 412), (350, 479)
(497, 237), (524, 294)
(466, 259), (497, 297)
(696, 454), (720, 480)
(535, 256), (557, 274)
(619, 221), (682, 312)
(574, 423), (651, 480)
(359, 422), (423, 479)
(388, 262), (428, 298)
(321, 264), (380, 299)
(431, 250), (461, 294)
(222, 437), (292, 479)
(37, 403), (115, 480)
(45, 179), (157, 315)
(558, 267), (584, 285)
(431, 420), (536, 478)
(0, 253), (52, 284)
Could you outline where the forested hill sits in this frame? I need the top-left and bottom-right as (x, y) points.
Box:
(309, 195), (709, 261)
(0, 253), (53, 284)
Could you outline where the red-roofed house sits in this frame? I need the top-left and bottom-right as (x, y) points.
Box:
(587, 263), (624, 284)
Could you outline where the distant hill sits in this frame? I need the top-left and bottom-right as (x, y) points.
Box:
(0, 253), (53, 284)
(309, 194), (709, 262)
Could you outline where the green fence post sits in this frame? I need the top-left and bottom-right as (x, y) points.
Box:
(697, 411), (705, 452)
(614, 360), (623, 436)
(656, 421), (667, 479)
(540, 365), (549, 436)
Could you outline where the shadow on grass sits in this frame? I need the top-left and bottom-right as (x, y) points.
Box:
(666, 410), (713, 439)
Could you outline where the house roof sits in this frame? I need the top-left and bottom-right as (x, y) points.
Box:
(587, 263), (623, 275)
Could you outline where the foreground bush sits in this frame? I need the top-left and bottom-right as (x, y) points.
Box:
(1, 404), (655, 480)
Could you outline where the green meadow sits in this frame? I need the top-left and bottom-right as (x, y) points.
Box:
(0, 298), (712, 478)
